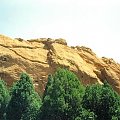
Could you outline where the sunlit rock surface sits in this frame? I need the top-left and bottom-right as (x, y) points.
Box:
(0, 34), (120, 94)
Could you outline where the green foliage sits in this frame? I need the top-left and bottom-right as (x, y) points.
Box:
(82, 84), (102, 118)
(0, 80), (10, 120)
(6, 73), (42, 120)
(100, 82), (120, 119)
(75, 108), (96, 120)
(21, 93), (42, 120)
(112, 107), (120, 119)
(39, 68), (85, 120)
(0, 69), (120, 120)
(82, 82), (120, 120)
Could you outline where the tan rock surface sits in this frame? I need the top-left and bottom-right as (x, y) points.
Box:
(0, 34), (120, 94)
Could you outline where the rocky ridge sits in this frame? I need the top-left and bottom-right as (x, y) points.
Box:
(0, 34), (120, 94)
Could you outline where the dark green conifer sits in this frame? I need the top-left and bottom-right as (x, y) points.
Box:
(82, 81), (120, 120)
(0, 80), (10, 120)
(39, 68), (85, 120)
(6, 73), (42, 120)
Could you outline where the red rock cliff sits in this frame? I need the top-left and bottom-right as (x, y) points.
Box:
(0, 34), (120, 94)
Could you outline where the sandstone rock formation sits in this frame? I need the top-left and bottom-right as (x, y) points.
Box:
(0, 34), (120, 94)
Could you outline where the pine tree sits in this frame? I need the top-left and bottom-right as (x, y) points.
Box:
(82, 82), (120, 120)
(75, 108), (96, 120)
(39, 68), (85, 120)
(82, 83), (102, 118)
(0, 80), (10, 120)
(100, 82), (120, 120)
(6, 73), (42, 120)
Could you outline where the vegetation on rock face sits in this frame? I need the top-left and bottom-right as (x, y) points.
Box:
(0, 68), (120, 120)
(6, 73), (42, 120)
(0, 80), (10, 120)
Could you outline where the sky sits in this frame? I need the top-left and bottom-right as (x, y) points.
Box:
(0, 0), (120, 62)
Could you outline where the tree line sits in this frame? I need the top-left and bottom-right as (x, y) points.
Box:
(0, 68), (120, 120)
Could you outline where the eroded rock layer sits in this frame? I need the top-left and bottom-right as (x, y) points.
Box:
(0, 34), (120, 94)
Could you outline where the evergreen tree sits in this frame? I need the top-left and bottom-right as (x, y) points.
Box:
(82, 82), (120, 120)
(112, 107), (120, 119)
(100, 82), (120, 120)
(39, 68), (85, 120)
(0, 80), (10, 120)
(21, 93), (42, 120)
(82, 84), (102, 119)
(6, 73), (42, 120)
(75, 108), (96, 120)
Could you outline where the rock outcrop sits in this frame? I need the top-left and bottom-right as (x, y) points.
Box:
(0, 34), (120, 94)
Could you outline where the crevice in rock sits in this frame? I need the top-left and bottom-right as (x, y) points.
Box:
(0, 44), (48, 64)
(9, 48), (48, 64)
(0, 43), (42, 49)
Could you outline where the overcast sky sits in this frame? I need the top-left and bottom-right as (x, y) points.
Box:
(0, 0), (120, 62)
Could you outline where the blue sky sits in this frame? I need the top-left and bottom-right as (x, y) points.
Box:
(0, 0), (120, 62)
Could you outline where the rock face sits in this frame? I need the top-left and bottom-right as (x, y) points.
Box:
(0, 34), (120, 94)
